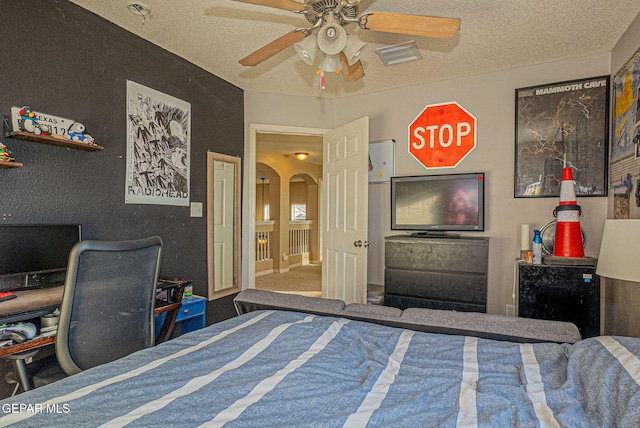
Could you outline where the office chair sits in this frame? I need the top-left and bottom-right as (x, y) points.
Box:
(6, 235), (163, 391)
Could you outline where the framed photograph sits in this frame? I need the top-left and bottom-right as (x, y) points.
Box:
(514, 76), (609, 198)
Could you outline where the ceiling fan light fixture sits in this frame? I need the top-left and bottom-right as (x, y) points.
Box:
(317, 23), (347, 55)
(295, 152), (309, 161)
(374, 41), (422, 66)
(320, 53), (342, 74)
(343, 36), (367, 66)
(235, 0), (461, 87)
(294, 34), (319, 66)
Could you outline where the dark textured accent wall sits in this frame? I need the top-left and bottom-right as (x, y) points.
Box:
(0, 0), (244, 324)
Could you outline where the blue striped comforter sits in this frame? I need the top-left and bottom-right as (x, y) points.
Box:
(0, 310), (639, 427)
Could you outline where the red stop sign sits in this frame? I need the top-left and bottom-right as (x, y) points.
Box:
(408, 102), (477, 168)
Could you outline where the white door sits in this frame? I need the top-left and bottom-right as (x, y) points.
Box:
(322, 116), (369, 304)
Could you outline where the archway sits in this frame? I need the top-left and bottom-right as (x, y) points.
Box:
(253, 155), (322, 297)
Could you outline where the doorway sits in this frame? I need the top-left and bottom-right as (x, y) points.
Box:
(254, 168), (322, 297)
(243, 124), (329, 293)
(255, 262), (322, 297)
(243, 118), (370, 304)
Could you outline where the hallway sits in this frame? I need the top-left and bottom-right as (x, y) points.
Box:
(255, 263), (322, 297)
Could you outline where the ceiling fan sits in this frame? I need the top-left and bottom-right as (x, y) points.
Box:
(235, 0), (460, 86)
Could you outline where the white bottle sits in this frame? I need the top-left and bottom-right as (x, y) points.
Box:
(532, 230), (543, 265)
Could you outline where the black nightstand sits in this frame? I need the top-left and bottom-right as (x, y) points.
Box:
(518, 263), (600, 338)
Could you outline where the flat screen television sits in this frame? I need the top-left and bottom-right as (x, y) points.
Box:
(391, 173), (485, 235)
(0, 224), (81, 278)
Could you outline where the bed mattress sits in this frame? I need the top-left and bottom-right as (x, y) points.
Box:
(0, 309), (638, 427)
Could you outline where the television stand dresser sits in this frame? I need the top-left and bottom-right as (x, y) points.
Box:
(384, 235), (489, 312)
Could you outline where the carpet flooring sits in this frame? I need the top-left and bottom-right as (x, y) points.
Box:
(255, 263), (322, 297)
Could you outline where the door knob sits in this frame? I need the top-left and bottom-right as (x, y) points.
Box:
(354, 240), (362, 247)
(364, 240), (370, 248)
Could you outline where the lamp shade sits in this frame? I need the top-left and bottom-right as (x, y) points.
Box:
(343, 36), (367, 66)
(596, 219), (640, 282)
(294, 34), (318, 66)
(317, 23), (347, 55)
(320, 54), (341, 74)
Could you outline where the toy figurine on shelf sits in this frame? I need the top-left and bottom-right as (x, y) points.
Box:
(65, 122), (94, 145)
(17, 106), (47, 136)
(0, 142), (15, 162)
(9, 106), (99, 148)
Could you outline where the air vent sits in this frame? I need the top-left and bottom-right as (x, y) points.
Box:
(374, 41), (422, 66)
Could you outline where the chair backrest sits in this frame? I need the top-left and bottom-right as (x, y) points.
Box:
(55, 236), (163, 375)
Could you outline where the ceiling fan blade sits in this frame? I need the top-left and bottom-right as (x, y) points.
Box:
(233, 0), (304, 12)
(339, 52), (364, 82)
(363, 12), (460, 39)
(239, 30), (306, 66)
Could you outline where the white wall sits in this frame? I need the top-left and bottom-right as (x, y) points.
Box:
(245, 53), (611, 315)
(244, 92), (336, 130)
(612, 11), (640, 84)
(334, 53), (611, 315)
(243, 92), (336, 289)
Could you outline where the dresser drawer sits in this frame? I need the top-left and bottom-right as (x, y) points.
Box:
(176, 296), (206, 322)
(385, 268), (487, 304)
(155, 295), (207, 338)
(384, 235), (489, 313)
(385, 237), (488, 273)
(384, 294), (486, 312)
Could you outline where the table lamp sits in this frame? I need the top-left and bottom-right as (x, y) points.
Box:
(596, 219), (640, 282)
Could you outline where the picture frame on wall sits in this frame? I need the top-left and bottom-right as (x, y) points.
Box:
(610, 47), (640, 217)
(514, 76), (609, 198)
(125, 80), (191, 206)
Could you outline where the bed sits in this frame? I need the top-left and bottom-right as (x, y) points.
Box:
(0, 291), (639, 427)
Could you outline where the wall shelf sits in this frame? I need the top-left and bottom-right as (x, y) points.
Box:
(5, 131), (104, 151)
(0, 161), (23, 168)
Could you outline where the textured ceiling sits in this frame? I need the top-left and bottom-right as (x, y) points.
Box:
(69, 0), (640, 98)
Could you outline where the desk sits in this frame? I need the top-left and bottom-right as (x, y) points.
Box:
(0, 286), (64, 324)
(0, 335), (54, 358)
(0, 287), (62, 359)
(0, 278), (190, 359)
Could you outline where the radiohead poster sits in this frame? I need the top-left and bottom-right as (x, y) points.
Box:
(126, 80), (191, 206)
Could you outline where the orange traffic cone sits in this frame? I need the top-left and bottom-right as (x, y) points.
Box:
(553, 167), (584, 258)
